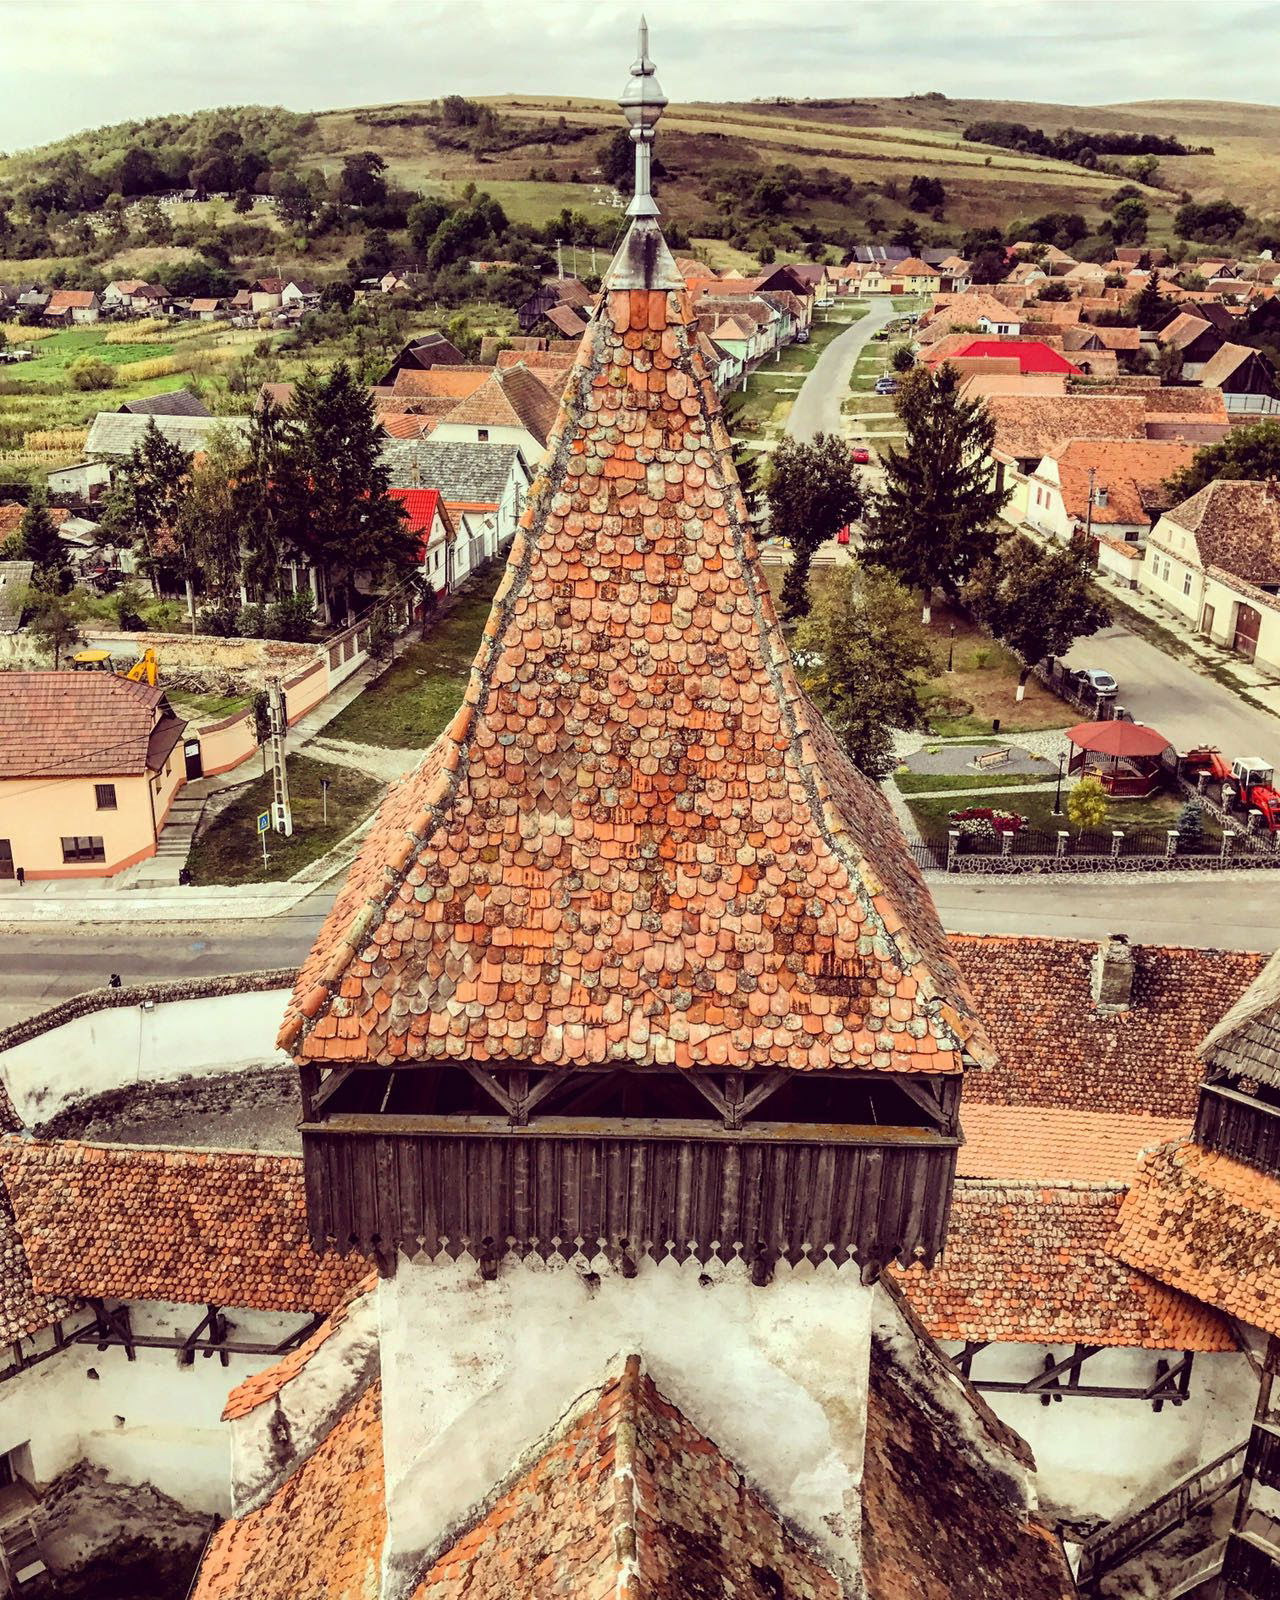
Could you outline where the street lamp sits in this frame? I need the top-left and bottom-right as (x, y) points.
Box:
(946, 624), (956, 673)
(1052, 752), (1066, 816)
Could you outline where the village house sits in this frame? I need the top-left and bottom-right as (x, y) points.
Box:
(187, 296), (228, 322)
(1156, 312), (1227, 378)
(1142, 478), (1280, 667)
(427, 362), (560, 465)
(116, 390), (212, 418)
(0, 673), (187, 879)
(1024, 437), (1197, 585)
(375, 332), (468, 386)
(386, 487), (455, 595)
(384, 437), (532, 577)
(516, 275), (593, 334)
(41, 290), (99, 326)
(1197, 342), (1280, 415)
(84, 412), (250, 467)
(280, 279), (320, 310)
(248, 277), (286, 313)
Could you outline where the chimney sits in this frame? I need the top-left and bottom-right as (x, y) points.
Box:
(1094, 485), (1109, 510)
(1091, 934), (1134, 1012)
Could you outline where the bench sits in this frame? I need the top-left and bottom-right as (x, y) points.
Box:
(973, 748), (1011, 770)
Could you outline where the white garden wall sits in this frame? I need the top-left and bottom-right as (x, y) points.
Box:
(0, 989), (291, 1128)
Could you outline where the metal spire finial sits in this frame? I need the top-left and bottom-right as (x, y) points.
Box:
(618, 15), (667, 219)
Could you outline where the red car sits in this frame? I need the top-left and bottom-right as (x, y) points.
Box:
(850, 447), (871, 465)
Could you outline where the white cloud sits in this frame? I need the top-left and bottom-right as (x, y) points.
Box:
(0, 0), (1274, 153)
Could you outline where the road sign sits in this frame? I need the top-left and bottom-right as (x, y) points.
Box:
(257, 811), (270, 833)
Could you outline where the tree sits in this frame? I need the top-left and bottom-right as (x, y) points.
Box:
(907, 175), (945, 213)
(1176, 797), (1205, 848)
(273, 172), (318, 231)
(174, 425), (250, 611)
(969, 247), (1009, 285)
(1166, 418), (1280, 500)
(1131, 270), (1167, 329)
(889, 219), (922, 254)
(890, 344), (915, 373)
(338, 152), (387, 209)
(1108, 197), (1148, 244)
(764, 433), (864, 619)
(101, 419), (192, 609)
(966, 533), (1109, 700)
(27, 589), (85, 668)
(18, 491), (71, 591)
(68, 354), (113, 391)
(862, 365), (1010, 622)
(1036, 280), (1071, 302)
(1174, 199), (1247, 243)
(792, 565), (934, 780)
(407, 197), (450, 251)
(279, 363), (420, 618)
(1067, 776), (1109, 838)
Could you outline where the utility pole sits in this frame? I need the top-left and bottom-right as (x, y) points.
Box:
(1083, 465), (1097, 547)
(555, 238), (564, 278)
(267, 676), (293, 837)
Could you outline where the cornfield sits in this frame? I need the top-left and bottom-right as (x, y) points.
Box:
(23, 428), (89, 453)
(0, 449), (82, 470)
(1, 325), (57, 344)
(103, 319), (169, 344)
(116, 354), (187, 380)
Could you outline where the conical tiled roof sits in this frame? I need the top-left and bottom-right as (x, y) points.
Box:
(281, 218), (989, 1074)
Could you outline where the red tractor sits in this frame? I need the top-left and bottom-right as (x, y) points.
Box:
(1183, 747), (1231, 785)
(1230, 757), (1280, 830)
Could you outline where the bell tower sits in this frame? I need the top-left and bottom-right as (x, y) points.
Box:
(282, 26), (990, 1291)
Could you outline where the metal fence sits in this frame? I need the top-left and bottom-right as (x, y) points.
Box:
(907, 820), (1280, 875)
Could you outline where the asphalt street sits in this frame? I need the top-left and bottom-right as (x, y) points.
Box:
(785, 297), (898, 441)
(1064, 624), (1280, 770)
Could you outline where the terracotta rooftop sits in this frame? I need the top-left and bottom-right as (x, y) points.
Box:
(985, 394), (1148, 462)
(1199, 947), (1280, 1090)
(863, 1334), (1076, 1600)
(222, 1273), (376, 1423)
(389, 367), (490, 400)
(441, 364), (561, 447)
(1112, 1138), (1280, 1337)
(192, 1381), (384, 1600)
(282, 241), (989, 1073)
(950, 935), (1263, 1118)
(897, 1179), (1235, 1350)
(0, 1141), (369, 1313)
(1052, 437), (1197, 527)
(959, 1102), (1191, 1184)
(1199, 341), (1268, 389)
(0, 673), (182, 779)
(1158, 312), (1217, 351)
(541, 302), (589, 339)
(1162, 479), (1280, 587)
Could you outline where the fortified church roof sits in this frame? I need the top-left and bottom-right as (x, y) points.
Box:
(281, 213), (988, 1076)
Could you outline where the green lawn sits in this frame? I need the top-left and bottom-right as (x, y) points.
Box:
(1, 327), (175, 380)
(187, 755), (383, 885)
(893, 767), (1055, 796)
(322, 566), (502, 748)
(167, 690), (252, 721)
(905, 786), (1218, 848)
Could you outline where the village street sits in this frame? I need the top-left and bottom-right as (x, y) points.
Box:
(785, 296), (897, 440)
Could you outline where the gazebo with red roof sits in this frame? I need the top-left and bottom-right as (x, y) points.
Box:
(1066, 718), (1173, 797)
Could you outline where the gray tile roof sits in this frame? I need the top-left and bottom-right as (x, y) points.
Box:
(117, 389), (212, 418)
(1200, 948), (1280, 1089)
(85, 412), (249, 458)
(382, 439), (531, 505)
(0, 562), (32, 633)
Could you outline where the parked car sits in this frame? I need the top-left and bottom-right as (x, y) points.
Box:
(850, 447), (871, 465)
(1074, 667), (1119, 695)
(874, 378), (899, 395)
(795, 328), (810, 344)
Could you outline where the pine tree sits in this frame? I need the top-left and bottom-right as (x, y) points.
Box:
(101, 419), (192, 607)
(765, 432), (863, 620)
(862, 365), (1010, 622)
(284, 363), (420, 620)
(18, 490), (71, 591)
(966, 533), (1110, 700)
(1131, 270), (1167, 330)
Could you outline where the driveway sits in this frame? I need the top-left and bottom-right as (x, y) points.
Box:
(786, 299), (899, 442)
(1064, 623), (1280, 770)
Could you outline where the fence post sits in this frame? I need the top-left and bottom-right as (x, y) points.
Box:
(1248, 808), (1262, 835)
(1001, 830), (1013, 858)
(1056, 830), (1069, 859)
(1223, 785), (1236, 815)
(1197, 771), (1208, 794)
(1166, 829), (1179, 858)
(947, 829), (960, 873)
(1222, 827), (1236, 861)
(1111, 829), (1124, 860)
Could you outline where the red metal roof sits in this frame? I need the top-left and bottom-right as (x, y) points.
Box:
(1066, 720), (1171, 757)
(952, 339), (1081, 376)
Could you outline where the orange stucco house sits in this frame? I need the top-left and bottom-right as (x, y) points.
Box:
(0, 674), (187, 879)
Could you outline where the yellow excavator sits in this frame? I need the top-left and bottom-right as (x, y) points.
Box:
(70, 646), (160, 686)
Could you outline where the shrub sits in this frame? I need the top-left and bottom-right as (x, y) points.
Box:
(1066, 775), (1109, 835)
(68, 355), (114, 391)
(197, 599), (240, 636)
(267, 591), (315, 641)
(1176, 797), (1205, 846)
(947, 805), (1026, 834)
(114, 583), (150, 630)
(235, 602), (268, 637)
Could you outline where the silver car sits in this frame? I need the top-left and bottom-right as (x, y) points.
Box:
(1076, 667), (1118, 695)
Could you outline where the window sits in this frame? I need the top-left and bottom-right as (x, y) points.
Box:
(94, 783), (117, 811)
(1164, 559), (1171, 582)
(61, 836), (105, 864)
(1183, 572), (1193, 596)
(476, 428), (489, 442)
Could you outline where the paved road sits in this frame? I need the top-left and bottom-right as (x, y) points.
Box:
(1064, 624), (1280, 771)
(0, 868), (1272, 1031)
(786, 299), (898, 441)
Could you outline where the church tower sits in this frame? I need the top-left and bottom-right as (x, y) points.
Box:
(281, 32), (989, 1285)
(279, 28), (994, 1590)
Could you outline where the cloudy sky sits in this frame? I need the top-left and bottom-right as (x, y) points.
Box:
(0, 0), (1275, 153)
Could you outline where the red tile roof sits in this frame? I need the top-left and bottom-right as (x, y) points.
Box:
(222, 1274), (376, 1422)
(1112, 1138), (1280, 1336)
(985, 395), (1148, 461)
(960, 1103), (1191, 1183)
(282, 278), (989, 1073)
(950, 338), (1081, 375)
(440, 364), (561, 446)
(951, 935), (1264, 1117)
(0, 1141), (369, 1313)
(1162, 478), (1280, 587)
(1054, 437), (1197, 527)
(390, 367), (490, 400)
(192, 1381), (384, 1600)
(44, 289), (97, 310)
(0, 673), (179, 779)
(863, 1334), (1076, 1600)
(896, 1180), (1235, 1349)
